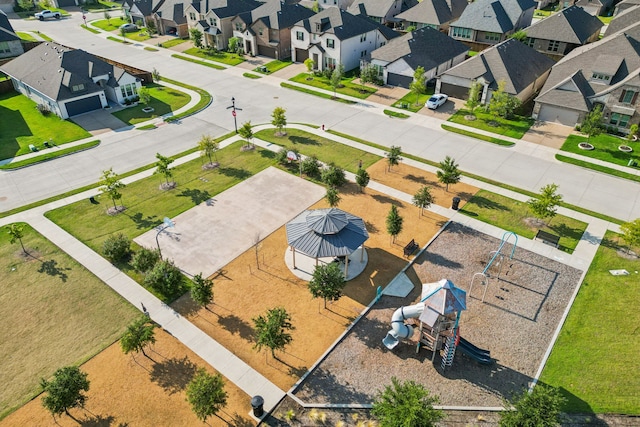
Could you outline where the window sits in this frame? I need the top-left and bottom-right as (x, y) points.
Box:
(120, 83), (137, 98)
(485, 32), (500, 42)
(326, 38), (334, 48)
(524, 37), (535, 48)
(610, 113), (631, 127)
(209, 17), (215, 25)
(200, 14), (204, 20)
(360, 33), (367, 42)
(235, 22), (243, 31)
(620, 89), (638, 104)
(325, 57), (336, 69)
(189, 12), (196, 20)
(71, 84), (85, 92)
(360, 50), (367, 58)
(0, 41), (10, 54)
(259, 28), (263, 36)
(591, 72), (611, 83)
(547, 40), (560, 52)
(452, 27), (472, 39)
(380, 41), (385, 47)
(296, 31), (304, 41)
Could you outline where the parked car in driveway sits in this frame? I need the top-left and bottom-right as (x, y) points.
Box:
(119, 23), (138, 32)
(426, 94), (448, 110)
(35, 10), (61, 20)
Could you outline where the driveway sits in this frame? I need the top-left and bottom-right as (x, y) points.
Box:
(522, 121), (574, 149)
(71, 108), (130, 135)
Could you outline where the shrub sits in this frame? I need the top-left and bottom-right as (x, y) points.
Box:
(321, 163), (347, 187)
(301, 156), (321, 179)
(102, 233), (131, 263)
(275, 148), (289, 165)
(323, 68), (333, 79)
(37, 104), (51, 116)
(144, 259), (186, 299)
(574, 124), (581, 132)
(131, 247), (160, 273)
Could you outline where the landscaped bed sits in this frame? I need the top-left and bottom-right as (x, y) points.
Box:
(289, 73), (376, 99)
(448, 109), (534, 139)
(182, 48), (244, 65)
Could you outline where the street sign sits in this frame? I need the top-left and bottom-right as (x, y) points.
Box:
(232, 110), (236, 117)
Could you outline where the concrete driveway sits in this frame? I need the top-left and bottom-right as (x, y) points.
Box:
(71, 108), (130, 135)
(522, 121), (574, 149)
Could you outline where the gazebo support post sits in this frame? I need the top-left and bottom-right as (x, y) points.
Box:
(345, 256), (349, 277)
(292, 247), (296, 269)
(315, 257), (318, 266)
(360, 245), (364, 262)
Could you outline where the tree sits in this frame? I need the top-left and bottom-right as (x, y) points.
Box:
(580, 104), (603, 143)
(412, 186), (434, 216)
(146, 17), (157, 34)
(152, 67), (161, 82)
(131, 247), (159, 273)
(360, 62), (378, 92)
(191, 273), (214, 309)
(386, 146), (403, 171)
(198, 134), (219, 167)
(325, 186), (341, 207)
(238, 121), (254, 149)
(499, 385), (565, 427)
(628, 124), (639, 141)
(120, 26), (126, 41)
(228, 36), (240, 53)
(312, 0), (319, 12)
(154, 153), (174, 186)
(301, 156), (321, 178)
(620, 218), (640, 254)
(271, 106), (287, 136)
(330, 65), (343, 98)
(144, 259), (185, 299)
(321, 163), (347, 187)
(104, 11), (111, 24)
(120, 316), (156, 358)
(372, 378), (444, 427)
(308, 262), (346, 308)
(304, 58), (315, 77)
(509, 29), (527, 41)
(386, 205), (403, 244)
(409, 66), (427, 106)
(102, 233), (131, 263)
(527, 183), (563, 224)
(488, 80), (521, 119)
(99, 168), (126, 210)
(465, 81), (482, 113)
(41, 366), (90, 418)
(7, 223), (27, 254)
(190, 27), (203, 49)
(252, 307), (295, 358)
(137, 86), (151, 105)
(437, 156), (461, 191)
(186, 368), (228, 422)
(355, 168), (370, 193)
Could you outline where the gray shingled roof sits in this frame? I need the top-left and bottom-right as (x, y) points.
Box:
(395, 0), (467, 26)
(372, 26), (469, 70)
(0, 10), (19, 43)
(604, 5), (640, 37)
(524, 5), (603, 44)
(452, 0), (535, 33)
(296, 8), (400, 41)
(0, 42), (128, 102)
(249, 0), (315, 30)
(348, 0), (418, 19)
(194, 0), (261, 19)
(155, 0), (187, 24)
(441, 38), (554, 94)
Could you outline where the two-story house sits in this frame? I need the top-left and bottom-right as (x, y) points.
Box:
(0, 10), (23, 59)
(124, 0), (189, 37)
(291, 8), (400, 72)
(347, 0), (418, 26)
(574, 0), (613, 16)
(534, 30), (640, 130)
(614, 0), (640, 16)
(522, 5), (603, 61)
(603, 5), (640, 37)
(394, 0), (468, 33)
(448, 0), (536, 52)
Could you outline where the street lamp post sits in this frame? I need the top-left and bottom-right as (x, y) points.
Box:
(155, 217), (175, 259)
(226, 97), (242, 133)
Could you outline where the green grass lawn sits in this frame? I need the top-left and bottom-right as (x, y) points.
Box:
(255, 59), (292, 74)
(183, 48), (244, 65)
(0, 140), (100, 170)
(81, 24), (100, 34)
(391, 91), (434, 113)
(441, 124), (514, 146)
(161, 38), (189, 48)
(243, 72), (262, 79)
(448, 109), (534, 139)
(561, 134), (640, 167)
(91, 17), (128, 31)
(0, 92), (91, 160)
(555, 154), (640, 183)
(0, 223), (138, 419)
(125, 29), (152, 41)
(255, 128), (380, 173)
(172, 54), (225, 70)
(289, 73), (377, 99)
(540, 230), (640, 414)
(16, 31), (36, 41)
(383, 109), (409, 119)
(459, 190), (588, 253)
(111, 83), (191, 125)
(84, 0), (122, 10)
(280, 82), (357, 104)
(107, 35), (130, 44)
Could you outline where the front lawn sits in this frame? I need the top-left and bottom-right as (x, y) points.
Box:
(16, 31), (36, 41)
(255, 59), (292, 74)
(561, 134), (640, 167)
(459, 189), (587, 253)
(540, 230), (640, 414)
(448, 109), (534, 139)
(289, 73), (377, 99)
(0, 92), (91, 160)
(160, 38), (189, 48)
(91, 17), (128, 32)
(182, 48), (244, 65)
(392, 90), (434, 113)
(111, 83), (191, 125)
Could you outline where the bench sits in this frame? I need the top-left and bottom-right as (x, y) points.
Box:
(403, 239), (419, 257)
(535, 230), (560, 248)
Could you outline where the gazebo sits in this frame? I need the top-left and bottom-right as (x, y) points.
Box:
(285, 208), (369, 278)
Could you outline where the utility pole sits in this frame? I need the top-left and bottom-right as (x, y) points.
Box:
(226, 97), (243, 133)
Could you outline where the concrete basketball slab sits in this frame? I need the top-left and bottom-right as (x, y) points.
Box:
(134, 167), (325, 278)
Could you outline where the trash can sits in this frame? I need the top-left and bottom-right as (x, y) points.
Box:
(452, 197), (461, 210)
(251, 395), (264, 417)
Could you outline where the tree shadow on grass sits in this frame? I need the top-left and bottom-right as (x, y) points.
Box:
(178, 188), (211, 206)
(289, 135), (321, 146)
(218, 313), (255, 342)
(259, 149), (276, 159)
(149, 356), (198, 395)
(466, 195), (508, 211)
(218, 167), (252, 180)
(364, 220), (378, 233)
(371, 193), (401, 206)
(126, 212), (159, 230)
(421, 252), (463, 270)
(224, 412), (254, 427)
(37, 259), (71, 282)
(403, 174), (428, 185)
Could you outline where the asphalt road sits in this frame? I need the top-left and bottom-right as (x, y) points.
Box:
(3, 10), (640, 222)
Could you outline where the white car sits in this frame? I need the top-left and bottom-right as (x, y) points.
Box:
(119, 23), (139, 32)
(426, 94), (448, 110)
(35, 10), (61, 20)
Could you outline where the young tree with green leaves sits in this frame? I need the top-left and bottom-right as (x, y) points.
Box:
(386, 146), (403, 171)
(144, 259), (185, 299)
(186, 368), (227, 422)
(104, 11), (111, 24)
(488, 80), (521, 119)
(580, 104), (603, 143)
(120, 317), (156, 358)
(355, 168), (370, 193)
(191, 273), (214, 309)
(509, 29), (528, 41)
(190, 27), (203, 49)
(238, 121), (254, 149)
(302, 156), (321, 178)
(360, 62), (378, 92)
(99, 168), (126, 211)
(102, 233), (131, 263)
(321, 163), (347, 187)
(154, 153), (174, 187)
(271, 106), (287, 135)
(330, 65), (343, 98)
(409, 66), (427, 106)
(308, 262), (346, 308)
(120, 26), (126, 41)
(437, 156), (461, 192)
(7, 223), (27, 254)
(386, 204), (403, 244)
(41, 366), (90, 419)
(465, 81), (483, 113)
(228, 36), (240, 53)
(499, 385), (565, 427)
(325, 186), (341, 207)
(146, 17), (157, 34)
(527, 183), (563, 224)
(620, 218), (640, 254)
(198, 134), (219, 167)
(412, 186), (434, 216)
(137, 86), (151, 105)
(131, 247), (159, 273)
(628, 124), (639, 141)
(372, 377), (444, 427)
(152, 67), (161, 82)
(304, 58), (315, 77)
(252, 307), (295, 359)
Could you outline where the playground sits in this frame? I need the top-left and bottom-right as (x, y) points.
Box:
(292, 222), (583, 407)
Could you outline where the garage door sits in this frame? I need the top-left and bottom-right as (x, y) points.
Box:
(386, 73), (412, 89)
(537, 105), (580, 126)
(295, 48), (309, 63)
(440, 82), (469, 100)
(258, 45), (276, 58)
(64, 95), (102, 117)
(56, 0), (76, 7)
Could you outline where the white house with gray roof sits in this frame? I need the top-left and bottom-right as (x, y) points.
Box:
(0, 10), (23, 59)
(348, 0), (418, 26)
(394, 0), (468, 33)
(0, 43), (142, 119)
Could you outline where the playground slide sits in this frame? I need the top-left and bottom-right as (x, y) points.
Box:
(457, 337), (492, 364)
(382, 303), (425, 350)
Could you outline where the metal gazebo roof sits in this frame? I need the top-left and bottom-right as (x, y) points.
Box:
(286, 208), (369, 258)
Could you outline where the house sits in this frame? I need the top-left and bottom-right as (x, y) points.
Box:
(230, 0), (316, 59)
(290, 8), (400, 71)
(603, 5), (640, 37)
(0, 10), (24, 59)
(124, 0), (188, 37)
(186, 0), (262, 51)
(0, 42), (143, 119)
(347, 0), (418, 26)
(368, 26), (469, 87)
(574, 0), (613, 16)
(448, 0), (536, 52)
(394, 0), (468, 33)
(533, 31), (640, 130)
(614, 0), (640, 16)
(522, 5), (603, 61)
(436, 38), (554, 104)
(316, 0), (356, 10)
(0, 0), (12, 14)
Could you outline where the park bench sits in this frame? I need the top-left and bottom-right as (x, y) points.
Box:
(403, 239), (419, 257)
(535, 230), (560, 248)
